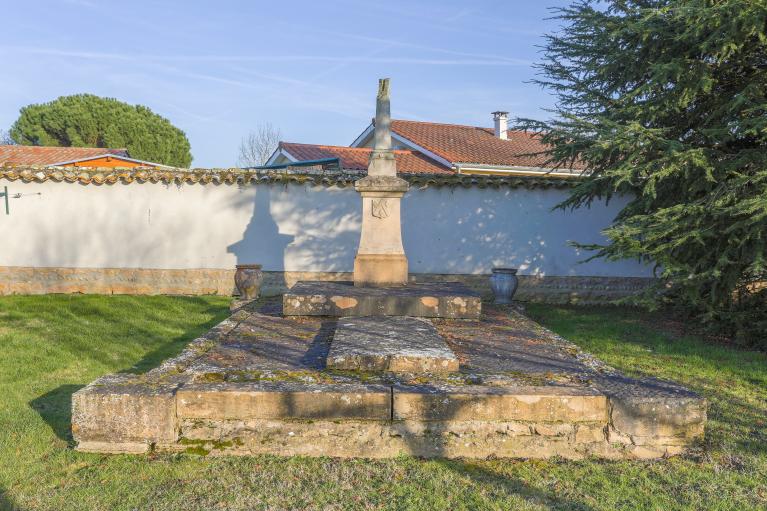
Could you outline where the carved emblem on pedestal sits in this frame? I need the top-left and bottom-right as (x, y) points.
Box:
(371, 198), (390, 219)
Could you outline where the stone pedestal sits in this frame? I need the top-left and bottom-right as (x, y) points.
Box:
(352, 79), (410, 287)
(353, 174), (409, 287)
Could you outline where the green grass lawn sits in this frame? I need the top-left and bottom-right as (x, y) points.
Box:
(0, 295), (765, 511)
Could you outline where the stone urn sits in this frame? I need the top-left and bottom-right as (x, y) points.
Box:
(490, 267), (518, 304)
(234, 264), (263, 300)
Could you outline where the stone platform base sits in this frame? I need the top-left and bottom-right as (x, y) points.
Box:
(72, 300), (706, 460)
(283, 281), (481, 319)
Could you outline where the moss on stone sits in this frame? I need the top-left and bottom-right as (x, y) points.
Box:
(179, 437), (243, 454)
(196, 372), (227, 383)
(184, 445), (210, 456)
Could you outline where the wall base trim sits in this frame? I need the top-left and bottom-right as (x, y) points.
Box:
(0, 266), (655, 304)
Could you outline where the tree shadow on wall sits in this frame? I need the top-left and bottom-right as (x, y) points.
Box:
(226, 183), (361, 291)
(401, 188), (549, 276)
(227, 184), (294, 291)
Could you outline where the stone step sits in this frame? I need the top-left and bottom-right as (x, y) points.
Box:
(283, 281), (481, 319)
(327, 316), (459, 373)
(173, 381), (606, 423)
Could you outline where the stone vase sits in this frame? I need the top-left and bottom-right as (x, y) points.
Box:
(234, 264), (263, 300)
(490, 268), (518, 304)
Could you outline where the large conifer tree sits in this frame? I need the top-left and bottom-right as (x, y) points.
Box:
(10, 94), (192, 167)
(521, 0), (767, 344)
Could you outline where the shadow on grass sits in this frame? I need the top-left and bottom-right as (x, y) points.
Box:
(443, 459), (595, 511)
(29, 385), (85, 446)
(123, 297), (231, 375)
(27, 296), (231, 445)
(526, 304), (767, 456)
(1, 486), (23, 511)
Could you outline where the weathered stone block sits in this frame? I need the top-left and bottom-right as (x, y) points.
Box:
(283, 281), (481, 319)
(393, 385), (608, 422)
(177, 382), (391, 420)
(626, 444), (669, 459)
(177, 418), (615, 460)
(610, 395), (707, 445)
(574, 423), (607, 443)
(534, 423), (574, 437)
(327, 316), (459, 373)
(72, 374), (180, 452)
(354, 253), (408, 287)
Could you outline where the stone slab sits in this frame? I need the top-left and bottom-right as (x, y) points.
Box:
(283, 281), (481, 319)
(177, 382), (391, 420)
(72, 374), (181, 449)
(393, 385), (608, 422)
(327, 316), (459, 373)
(596, 374), (708, 446)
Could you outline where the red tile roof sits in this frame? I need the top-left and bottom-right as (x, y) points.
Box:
(279, 142), (453, 174)
(0, 145), (128, 166)
(390, 119), (584, 170)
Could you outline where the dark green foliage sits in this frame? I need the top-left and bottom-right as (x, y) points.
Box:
(519, 0), (767, 346)
(10, 94), (192, 167)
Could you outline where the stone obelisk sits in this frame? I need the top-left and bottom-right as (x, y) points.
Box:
(353, 78), (409, 286)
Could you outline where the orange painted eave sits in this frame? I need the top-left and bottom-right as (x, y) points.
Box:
(61, 156), (145, 168)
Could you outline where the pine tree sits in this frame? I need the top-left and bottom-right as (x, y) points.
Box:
(10, 94), (192, 167)
(520, 0), (767, 345)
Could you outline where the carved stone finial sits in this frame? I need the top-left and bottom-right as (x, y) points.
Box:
(377, 78), (390, 99)
(370, 78), (394, 175)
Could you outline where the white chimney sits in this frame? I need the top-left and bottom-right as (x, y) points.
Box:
(492, 111), (509, 140)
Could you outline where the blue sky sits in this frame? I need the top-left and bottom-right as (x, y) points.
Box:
(1, 0), (570, 167)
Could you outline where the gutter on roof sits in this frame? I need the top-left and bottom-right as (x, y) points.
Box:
(252, 157), (341, 170)
(349, 123), (375, 148)
(454, 163), (583, 177)
(389, 133), (453, 169)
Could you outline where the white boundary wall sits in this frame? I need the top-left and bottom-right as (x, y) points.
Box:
(0, 180), (650, 278)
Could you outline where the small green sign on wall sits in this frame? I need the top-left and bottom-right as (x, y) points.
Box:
(1, 186), (8, 215)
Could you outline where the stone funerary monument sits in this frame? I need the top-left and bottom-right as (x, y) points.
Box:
(71, 80), (706, 459)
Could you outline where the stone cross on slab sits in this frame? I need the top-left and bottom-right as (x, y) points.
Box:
(353, 78), (410, 287)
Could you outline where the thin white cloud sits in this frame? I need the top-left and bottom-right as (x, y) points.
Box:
(323, 0), (541, 38)
(60, 0), (98, 7)
(270, 22), (533, 66)
(0, 46), (529, 67)
(443, 7), (475, 23)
